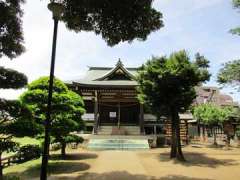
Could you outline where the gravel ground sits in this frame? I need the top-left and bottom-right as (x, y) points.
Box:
(43, 146), (240, 180)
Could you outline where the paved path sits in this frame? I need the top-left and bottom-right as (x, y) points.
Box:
(78, 151), (150, 180)
(90, 151), (147, 174)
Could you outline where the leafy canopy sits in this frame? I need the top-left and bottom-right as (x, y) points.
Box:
(0, 0), (25, 59)
(218, 59), (240, 89)
(137, 50), (210, 116)
(230, 0), (240, 35)
(0, 66), (27, 89)
(0, 99), (24, 155)
(52, 0), (163, 46)
(193, 103), (234, 126)
(0, 99), (37, 137)
(233, 0), (240, 7)
(20, 76), (85, 144)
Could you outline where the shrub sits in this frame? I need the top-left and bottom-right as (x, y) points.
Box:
(16, 144), (41, 162)
(64, 134), (84, 144)
(4, 175), (21, 180)
(50, 143), (61, 151)
(156, 136), (166, 147)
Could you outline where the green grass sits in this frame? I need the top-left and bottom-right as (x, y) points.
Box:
(3, 150), (91, 179)
(4, 158), (41, 178)
(13, 137), (41, 146)
(3, 137), (41, 158)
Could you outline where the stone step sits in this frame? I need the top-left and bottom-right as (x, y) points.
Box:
(88, 139), (149, 150)
(98, 126), (140, 135)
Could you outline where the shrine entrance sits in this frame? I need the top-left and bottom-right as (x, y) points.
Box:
(99, 102), (140, 126)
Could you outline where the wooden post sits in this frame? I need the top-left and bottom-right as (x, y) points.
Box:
(118, 102), (121, 128)
(93, 90), (98, 134)
(154, 125), (157, 135)
(140, 103), (145, 134)
(185, 120), (189, 145)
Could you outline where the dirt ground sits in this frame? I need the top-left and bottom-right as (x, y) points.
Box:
(40, 146), (240, 180)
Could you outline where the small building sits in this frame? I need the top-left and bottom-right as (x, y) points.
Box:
(195, 86), (239, 107)
(191, 86), (239, 139)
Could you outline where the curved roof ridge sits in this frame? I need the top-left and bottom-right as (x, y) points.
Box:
(94, 59), (135, 81)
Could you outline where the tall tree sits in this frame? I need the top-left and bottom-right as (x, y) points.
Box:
(193, 103), (234, 146)
(137, 50), (210, 161)
(0, 66), (27, 180)
(230, 0), (240, 35)
(0, 2), (27, 178)
(20, 77), (85, 157)
(0, 67), (27, 180)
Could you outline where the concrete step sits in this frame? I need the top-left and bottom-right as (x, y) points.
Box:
(98, 126), (113, 135)
(88, 138), (149, 150)
(98, 126), (140, 135)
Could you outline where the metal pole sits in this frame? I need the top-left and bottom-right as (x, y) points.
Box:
(40, 17), (59, 180)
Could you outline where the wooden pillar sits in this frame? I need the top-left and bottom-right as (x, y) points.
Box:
(140, 103), (145, 134)
(118, 102), (121, 128)
(154, 125), (157, 135)
(185, 120), (189, 145)
(93, 91), (98, 134)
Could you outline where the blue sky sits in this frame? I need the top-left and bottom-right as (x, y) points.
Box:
(1, 0), (240, 101)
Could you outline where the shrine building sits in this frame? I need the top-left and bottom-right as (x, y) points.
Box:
(66, 60), (192, 136)
(65, 60), (239, 150)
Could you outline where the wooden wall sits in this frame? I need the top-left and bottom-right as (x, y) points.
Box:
(164, 120), (188, 144)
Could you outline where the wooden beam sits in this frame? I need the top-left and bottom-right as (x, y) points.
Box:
(99, 98), (138, 103)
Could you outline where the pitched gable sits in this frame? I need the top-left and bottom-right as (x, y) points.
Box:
(95, 59), (135, 81)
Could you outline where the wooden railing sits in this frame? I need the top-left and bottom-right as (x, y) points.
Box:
(1, 154), (21, 168)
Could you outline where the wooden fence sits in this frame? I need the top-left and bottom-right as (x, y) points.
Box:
(1, 155), (21, 168)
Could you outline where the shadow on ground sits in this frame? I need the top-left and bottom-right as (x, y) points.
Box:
(6, 161), (90, 178)
(158, 152), (238, 168)
(56, 171), (214, 180)
(50, 153), (98, 161)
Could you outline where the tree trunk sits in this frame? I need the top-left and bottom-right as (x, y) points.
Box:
(170, 108), (185, 161)
(225, 134), (231, 150)
(0, 152), (3, 180)
(170, 114), (176, 158)
(203, 125), (207, 142)
(61, 142), (66, 158)
(237, 136), (240, 147)
(200, 125), (204, 141)
(213, 127), (217, 146)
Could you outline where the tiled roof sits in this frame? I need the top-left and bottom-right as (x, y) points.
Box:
(66, 61), (238, 106)
(67, 60), (138, 87)
(195, 86), (238, 107)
